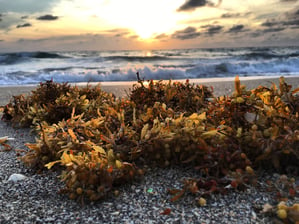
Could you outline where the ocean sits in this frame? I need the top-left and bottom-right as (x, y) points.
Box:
(0, 47), (299, 86)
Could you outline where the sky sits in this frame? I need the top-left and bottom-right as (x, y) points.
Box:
(0, 0), (299, 52)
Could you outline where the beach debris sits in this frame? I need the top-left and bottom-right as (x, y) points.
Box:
(1, 76), (298, 214)
(261, 201), (299, 223)
(0, 136), (9, 142)
(198, 197), (207, 207)
(0, 136), (13, 151)
(8, 173), (27, 182)
(160, 208), (171, 215)
(147, 188), (154, 194)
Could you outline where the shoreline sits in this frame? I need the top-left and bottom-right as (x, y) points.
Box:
(1, 76), (299, 106)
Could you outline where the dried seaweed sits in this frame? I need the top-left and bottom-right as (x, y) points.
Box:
(1, 76), (298, 216)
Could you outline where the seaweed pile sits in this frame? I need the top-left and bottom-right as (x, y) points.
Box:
(2, 76), (299, 222)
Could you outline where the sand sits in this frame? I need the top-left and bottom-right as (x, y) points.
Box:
(1, 76), (299, 106)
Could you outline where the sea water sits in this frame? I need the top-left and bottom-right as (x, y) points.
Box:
(0, 47), (299, 86)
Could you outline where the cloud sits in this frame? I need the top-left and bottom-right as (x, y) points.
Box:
(285, 6), (299, 19)
(172, 26), (201, 40)
(283, 7), (299, 28)
(280, 0), (297, 2)
(177, 0), (222, 12)
(104, 28), (131, 35)
(0, 13), (22, 30)
(251, 25), (287, 38)
(227, 24), (245, 33)
(16, 33), (106, 43)
(261, 20), (277, 27)
(154, 33), (168, 39)
(114, 31), (130, 37)
(0, 1), (59, 14)
(221, 12), (251, 18)
(261, 7), (299, 29)
(129, 35), (139, 39)
(263, 27), (286, 32)
(36, 14), (59, 21)
(283, 19), (299, 26)
(221, 13), (240, 18)
(8, 32), (146, 52)
(16, 23), (32, 28)
(201, 25), (223, 36)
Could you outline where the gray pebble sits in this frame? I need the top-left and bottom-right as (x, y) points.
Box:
(0, 121), (298, 223)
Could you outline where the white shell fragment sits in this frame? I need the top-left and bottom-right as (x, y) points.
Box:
(244, 112), (259, 123)
(8, 173), (27, 182)
(0, 136), (15, 143)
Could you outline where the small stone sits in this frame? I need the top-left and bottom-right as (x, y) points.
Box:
(111, 211), (120, 216)
(8, 173), (27, 182)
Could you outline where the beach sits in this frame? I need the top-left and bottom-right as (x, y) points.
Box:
(0, 76), (298, 223)
(2, 0), (299, 221)
(1, 76), (299, 106)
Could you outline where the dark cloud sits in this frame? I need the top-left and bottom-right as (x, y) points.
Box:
(114, 31), (130, 37)
(221, 12), (251, 19)
(227, 24), (245, 33)
(263, 27), (286, 32)
(21, 16), (28, 19)
(261, 20), (278, 27)
(261, 7), (299, 29)
(172, 26), (200, 40)
(285, 6), (299, 19)
(283, 19), (299, 26)
(180, 26), (197, 33)
(202, 25), (223, 36)
(177, 0), (222, 12)
(155, 33), (168, 39)
(37, 14), (59, 21)
(282, 7), (299, 28)
(280, 0), (297, 2)
(16, 23), (32, 28)
(251, 25), (286, 38)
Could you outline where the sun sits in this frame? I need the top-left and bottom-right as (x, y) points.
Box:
(53, 0), (187, 40)
(98, 0), (185, 40)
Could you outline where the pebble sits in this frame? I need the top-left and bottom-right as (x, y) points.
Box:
(0, 122), (298, 223)
(8, 173), (27, 182)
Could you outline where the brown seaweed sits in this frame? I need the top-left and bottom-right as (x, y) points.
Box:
(1, 76), (298, 222)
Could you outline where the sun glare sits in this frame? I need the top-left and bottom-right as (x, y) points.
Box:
(52, 0), (187, 41)
(97, 0), (185, 40)
(145, 51), (152, 57)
